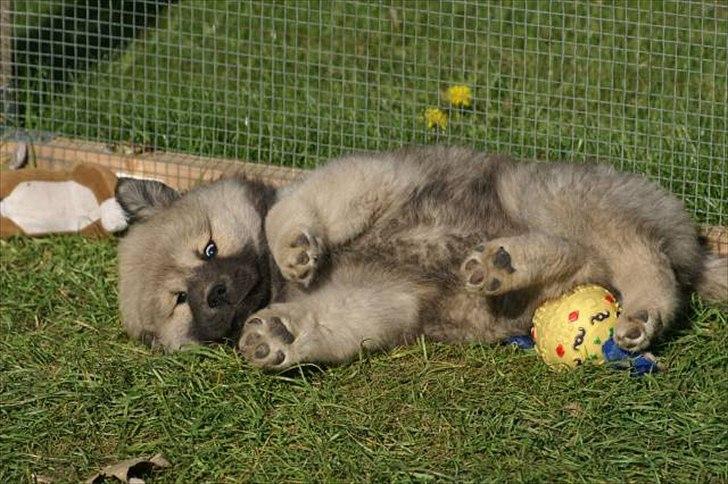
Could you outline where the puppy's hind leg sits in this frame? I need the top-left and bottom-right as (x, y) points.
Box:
(238, 267), (426, 370)
(611, 244), (681, 352)
(460, 233), (607, 296)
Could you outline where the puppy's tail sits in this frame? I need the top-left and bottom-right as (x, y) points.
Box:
(696, 253), (728, 304)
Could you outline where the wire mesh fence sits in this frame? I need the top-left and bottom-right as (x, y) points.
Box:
(3, 0), (727, 224)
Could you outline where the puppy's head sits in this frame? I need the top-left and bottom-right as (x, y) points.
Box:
(116, 176), (276, 350)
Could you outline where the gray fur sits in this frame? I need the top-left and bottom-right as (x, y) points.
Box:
(115, 177), (180, 222)
(117, 146), (727, 366)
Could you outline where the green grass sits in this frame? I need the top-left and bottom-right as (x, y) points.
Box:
(10, 0), (728, 224)
(3, 2), (728, 481)
(1, 236), (727, 482)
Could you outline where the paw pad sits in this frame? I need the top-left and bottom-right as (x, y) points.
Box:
(276, 229), (322, 286)
(238, 314), (296, 369)
(493, 247), (515, 273)
(461, 243), (518, 295)
(614, 310), (662, 352)
(254, 343), (270, 358)
(292, 233), (309, 247)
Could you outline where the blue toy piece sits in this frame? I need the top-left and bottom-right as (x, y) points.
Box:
(505, 334), (661, 376)
(503, 335), (535, 350)
(601, 337), (660, 376)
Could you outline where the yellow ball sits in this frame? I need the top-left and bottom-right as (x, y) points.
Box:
(532, 284), (621, 370)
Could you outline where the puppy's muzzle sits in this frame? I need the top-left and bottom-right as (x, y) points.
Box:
(206, 282), (229, 308)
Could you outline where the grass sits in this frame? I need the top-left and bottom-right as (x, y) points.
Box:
(10, 0), (728, 224)
(1, 237), (727, 482)
(2, 1), (728, 481)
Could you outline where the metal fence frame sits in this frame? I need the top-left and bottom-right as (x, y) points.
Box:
(2, 1), (726, 228)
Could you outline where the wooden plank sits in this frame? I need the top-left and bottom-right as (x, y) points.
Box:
(701, 225), (728, 258)
(1, 137), (727, 256)
(1, 137), (304, 189)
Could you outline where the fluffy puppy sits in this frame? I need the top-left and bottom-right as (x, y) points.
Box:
(116, 147), (727, 368)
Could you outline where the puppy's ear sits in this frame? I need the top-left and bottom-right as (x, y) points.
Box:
(115, 177), (180, 223)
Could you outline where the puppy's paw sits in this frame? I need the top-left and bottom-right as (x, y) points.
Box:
(238, 313), (296, 370)
(273, 229), (323, 287)
(614, 309), (662, 352)
(461, 243), (518, 295)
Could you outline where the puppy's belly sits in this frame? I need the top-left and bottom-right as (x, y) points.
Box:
(424, 289), (536, 344)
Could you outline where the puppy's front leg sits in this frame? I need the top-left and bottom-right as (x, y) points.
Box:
(266, 156), (414, 287)
(265, 199), (325, 287)
(460, 233), (606, 295)
(238, 269), (424, 369)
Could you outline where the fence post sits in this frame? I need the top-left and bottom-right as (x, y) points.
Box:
(1, 0), (13, 127)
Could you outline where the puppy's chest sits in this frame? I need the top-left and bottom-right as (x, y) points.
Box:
(336, 219), (479, 274)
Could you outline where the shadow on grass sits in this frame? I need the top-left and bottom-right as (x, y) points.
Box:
(11, 0), (175, 124)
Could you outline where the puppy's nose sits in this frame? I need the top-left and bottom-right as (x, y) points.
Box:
(206, 283), (229, 308)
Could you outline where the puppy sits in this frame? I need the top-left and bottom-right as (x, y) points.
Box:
(116, 146), (727, 368)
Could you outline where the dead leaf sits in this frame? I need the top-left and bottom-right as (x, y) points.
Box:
(31, 474), (54, 484)
(563, 402), (584, 416)
(85, 453), (170, 484)
(10, 141), (28, 169)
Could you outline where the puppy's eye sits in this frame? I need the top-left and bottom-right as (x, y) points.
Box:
(203, 240), (217, 260)
(176, 292), (188, 305)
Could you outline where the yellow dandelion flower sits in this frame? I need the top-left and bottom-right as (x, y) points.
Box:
(424, 107), (448, 130)
(445, 84), (472, 108)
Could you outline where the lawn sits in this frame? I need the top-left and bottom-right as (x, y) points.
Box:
(2, 1), (728, 482)
(1, 237), (727, 482)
